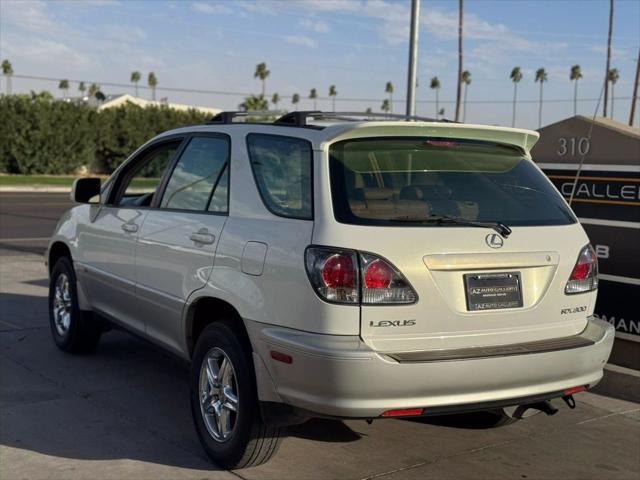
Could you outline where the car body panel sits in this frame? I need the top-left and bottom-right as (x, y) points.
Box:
(247, 317), (614, 418)
(135, 210), (227, 353)
(76, 205), (148, 333)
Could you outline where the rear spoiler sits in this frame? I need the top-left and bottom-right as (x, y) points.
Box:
(318, 123), (540, 156)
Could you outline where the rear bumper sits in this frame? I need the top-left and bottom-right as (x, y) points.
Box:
(249, 317), (615, 419)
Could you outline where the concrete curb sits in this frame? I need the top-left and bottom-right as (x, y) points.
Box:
(0, 186), (71, 193)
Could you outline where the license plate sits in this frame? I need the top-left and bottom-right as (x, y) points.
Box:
(464, 272), (523, 311)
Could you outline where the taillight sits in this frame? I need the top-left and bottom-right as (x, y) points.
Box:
(565, 245), (598, 294)
(360, 253), (417, 304)
(306, 248), (359, 304)
(305, 247), (417, 305)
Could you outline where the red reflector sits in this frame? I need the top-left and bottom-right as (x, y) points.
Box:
(381, 408), (424, 417)
(425, 140), (457, 148)
(321, 254), (356, 288)
(364, 259), (393, 289)
(564, 385), (587, 395)
(270, 350), (293, 364)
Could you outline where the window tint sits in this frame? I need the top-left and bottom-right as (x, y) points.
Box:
(161, 136), (229, 212)
(117, 142), (180, 207)
(329, 138), (576, 227)
(247, 134), (312, 219)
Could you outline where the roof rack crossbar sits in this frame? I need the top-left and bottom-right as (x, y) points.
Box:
(207, 110), (286, 124)
(273, 110), (323, 127)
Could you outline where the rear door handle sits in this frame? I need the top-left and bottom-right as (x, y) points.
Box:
(121, 223), (138, 233)
(190, 231), (215, 245)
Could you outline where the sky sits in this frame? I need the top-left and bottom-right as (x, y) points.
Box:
(1, 0), (639, 129)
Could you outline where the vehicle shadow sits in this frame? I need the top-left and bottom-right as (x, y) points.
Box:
(0, 291), (363, 472)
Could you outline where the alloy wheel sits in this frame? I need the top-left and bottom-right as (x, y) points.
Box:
(199, 347), (239, 442)
(52, 273), (72, 336)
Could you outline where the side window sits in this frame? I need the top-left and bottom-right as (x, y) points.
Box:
(161, 136), (229, 212)
(116, 141), (180, 207)
(247, 134), (312, 219)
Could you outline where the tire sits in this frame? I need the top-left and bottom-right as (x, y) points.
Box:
(190, 321), (282, 469)
(49, 256), (102, 353)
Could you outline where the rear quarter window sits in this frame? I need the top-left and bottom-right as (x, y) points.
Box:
(247, 134), (313, 220)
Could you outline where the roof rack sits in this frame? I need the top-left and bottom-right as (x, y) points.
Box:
(206, 110), (456, 127)
(206, 110), (285, 124)
(274, 111), (455, 126)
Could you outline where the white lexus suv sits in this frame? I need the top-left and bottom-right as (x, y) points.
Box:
(47, 111), (614, 469)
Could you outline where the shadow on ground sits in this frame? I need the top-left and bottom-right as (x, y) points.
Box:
(0, 290), (515, 473)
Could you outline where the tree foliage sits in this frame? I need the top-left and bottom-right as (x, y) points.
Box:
(0, 94), (208, 174)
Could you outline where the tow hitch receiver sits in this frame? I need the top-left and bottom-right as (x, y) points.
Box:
(562, 394), (577, 409)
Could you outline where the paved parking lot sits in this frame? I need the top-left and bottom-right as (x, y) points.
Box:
(1, 193), (639, 479)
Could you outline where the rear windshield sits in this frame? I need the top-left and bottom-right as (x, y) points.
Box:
(328, 138), (576, 227)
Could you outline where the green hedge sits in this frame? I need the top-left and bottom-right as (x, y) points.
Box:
(0, 93), (209, 175)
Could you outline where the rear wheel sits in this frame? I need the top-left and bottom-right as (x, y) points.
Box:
(190, 322), (281, 469)
(49, 256), (102, 353)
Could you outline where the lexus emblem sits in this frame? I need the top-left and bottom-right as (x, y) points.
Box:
(485, 233), (504, 249)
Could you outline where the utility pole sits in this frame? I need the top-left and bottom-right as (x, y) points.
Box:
(629, 48), (639, 126)
(603, 0), (614, 117)
(406, 0), (420, 118)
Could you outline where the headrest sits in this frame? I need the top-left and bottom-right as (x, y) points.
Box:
(420, 185), (453, 200)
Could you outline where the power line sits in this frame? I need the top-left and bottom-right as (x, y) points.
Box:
(6, 73), (631, 105)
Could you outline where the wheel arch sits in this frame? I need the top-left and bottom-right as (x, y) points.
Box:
(48, 241), (72, 276)
(185, 296), (252, 359)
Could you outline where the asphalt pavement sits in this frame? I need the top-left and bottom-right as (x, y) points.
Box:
(0, 192), (73, 256)
(1, 192), (639, 479)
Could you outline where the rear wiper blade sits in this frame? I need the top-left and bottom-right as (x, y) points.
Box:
(390, 215), (512, 238)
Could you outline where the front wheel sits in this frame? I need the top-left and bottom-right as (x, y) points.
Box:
(49, 256), (102, 353)
(190, 322), (281, 469)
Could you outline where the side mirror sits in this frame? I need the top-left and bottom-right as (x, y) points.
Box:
(71, 178), (101, 204)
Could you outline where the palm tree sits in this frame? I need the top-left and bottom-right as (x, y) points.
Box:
(329, 85), (337, 111)
(239, 94), (268, 111)
(2, 59), (13, 94)
(385, 81), (394, 114)
(78, 81), (86, 97)
(510, 66), (523, 127)
(254, 62), (269, 97)
(271, 92), (280, 110)
(438, 107), (445, 118)
(148, 72), (158, 101)
(88, 83), (99, 97)
(461, 70), (471, 122)
(535, 67), (548, 128)
(608, 68), (620, 118)
(292, 93), (300, 111)
(309, 88), (318, 109)
(603, 0), (614, 117)
(58, 79), (69, 98)
(130, 71), (141, 97)
(570, 65), (583, 116)
(430, 77), (440, 118)
(455, 0), (464, 122)
(381, 99), (390, 116)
